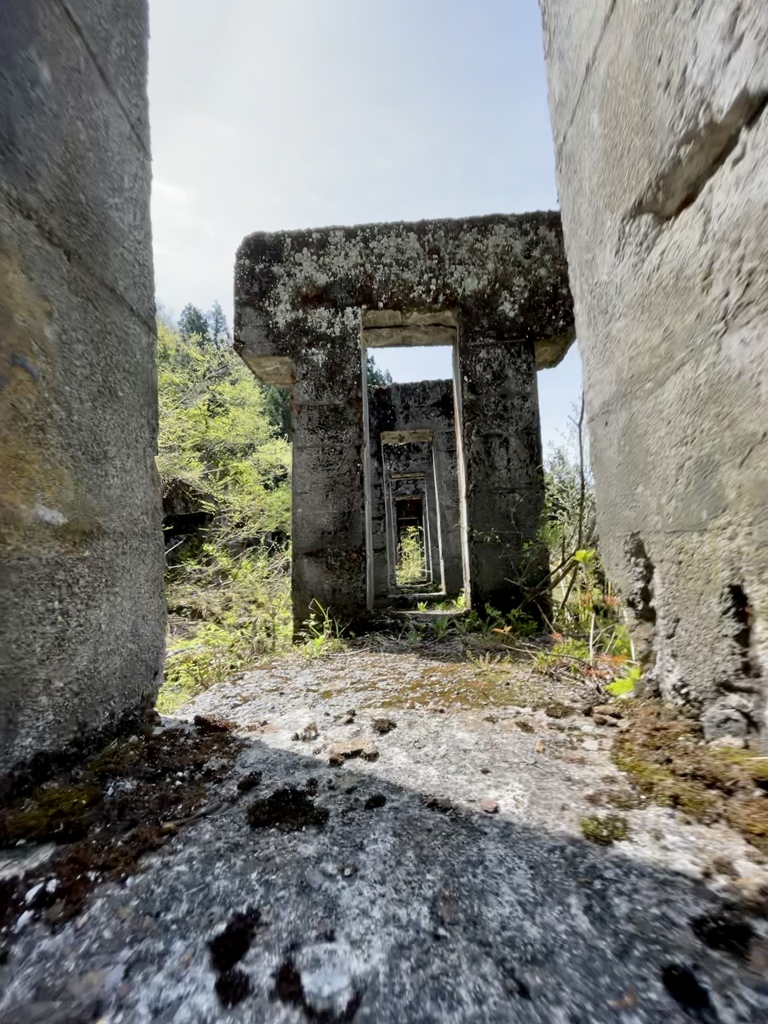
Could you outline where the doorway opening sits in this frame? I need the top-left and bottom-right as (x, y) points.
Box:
(361, 315), (469, 612)
(394, 492), (428, 588)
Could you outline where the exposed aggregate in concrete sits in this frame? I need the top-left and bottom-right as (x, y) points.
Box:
(1, 650), (768, 1023)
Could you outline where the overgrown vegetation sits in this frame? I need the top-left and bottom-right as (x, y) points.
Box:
(580, 813), (630, 846)
(611, 700), (768, 852)
(531, 396), (638, 690)
(396, 525), (427, 586)
(157, 306), (293, 709)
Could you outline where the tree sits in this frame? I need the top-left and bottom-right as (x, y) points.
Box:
(178, 303), (210, 346)
(262, 385), (292, 437)
(367, 353), (392, 387)
(156, 317), (291, 540)
(207, 301), (230, 349)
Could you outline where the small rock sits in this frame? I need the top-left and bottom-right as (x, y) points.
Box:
(479, 798), (499, 815)
(339, 863), (357, 878)
(660, 964), (712, 1013)
(592, 704), (623, 722)
(711, 856), (739, 878)
(194, 714), (236, 733)
(305, 868), (325, 890)
(424, 796), (454, 813)
(292, 723), (319, 743)
(364, 793), (387, 810)
(709, 735), (747, 750)
(371, 717), (397, 735)
(67, 969), (110, 999)
(328, 739), (379, 766)
(480, 767), (491, 775)
(582, 738), (600, 751)
(483, 714), (498, 724)
(246, 788), (329, 832)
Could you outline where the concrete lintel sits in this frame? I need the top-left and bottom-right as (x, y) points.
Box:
(362, 309), (459, 329)
(381, 430), (434, 445)
(239, 353), (295, 386)
(363, 324), (457, 349)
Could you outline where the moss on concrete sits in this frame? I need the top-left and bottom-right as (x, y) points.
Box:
(580, 814), (629, 845)
(612, 700), (768, 851)
(0, 723), (243, 932)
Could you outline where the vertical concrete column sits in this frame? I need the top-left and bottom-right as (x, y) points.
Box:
(539, 0), (768, 738)
(0, 0), (163, 789)
(366, 390), (391, 606)
(458, 335), (547, 614)
(433, 428), (463, 596)
(290, 333), (367, 627)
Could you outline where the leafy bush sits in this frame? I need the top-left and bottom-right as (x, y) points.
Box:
(156, 310), (293, 709)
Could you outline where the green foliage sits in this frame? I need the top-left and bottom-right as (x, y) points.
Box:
(366, 353), (393, 387)
(605, 665), (642, 697)
(297, 601), (349, 658)
(262, 384), (292, 436)
(396, 525), (426, 586)
(536, 408), (637, 684)
(157, 318), (291, 542)
(178, 303), (211, 347)
(534, 636), (590, 674)
(156, 311), (293, 709)
(580, 814), (629, 846)
(207, 300), (230, 347)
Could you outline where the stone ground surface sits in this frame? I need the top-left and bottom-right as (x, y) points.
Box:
(2, 647), (768, 1023)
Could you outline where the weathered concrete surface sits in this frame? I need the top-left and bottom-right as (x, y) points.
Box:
(539, 1), (768, 737)
(0, 1), (164, 787)
(2, 652), (767, 1022)
(235, 215), (573, 627)
(368, 381), (462, 604)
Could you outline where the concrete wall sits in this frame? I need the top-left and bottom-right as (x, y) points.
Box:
(368, 381), (462, 605)
(0, 0), (164, 789)
(235, 214), (574, 628)
(539, 1), (768, 739)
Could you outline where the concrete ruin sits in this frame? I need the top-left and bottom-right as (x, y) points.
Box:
(0, 0), (163, 790)
(539, 2), (768, 739)
(235, 215), (574, 629)
(368, 380), (462, 605)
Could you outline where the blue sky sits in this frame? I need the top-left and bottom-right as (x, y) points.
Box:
(148, 0), (582, 452)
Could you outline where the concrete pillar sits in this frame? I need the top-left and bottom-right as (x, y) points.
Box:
(539, 0), (768, 737)
(458, 336), (547, 615)
(0, 0), (163, 790)
(291, 334), (367, 627)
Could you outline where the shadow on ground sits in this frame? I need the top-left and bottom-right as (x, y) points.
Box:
(1, 722), (766, 1024)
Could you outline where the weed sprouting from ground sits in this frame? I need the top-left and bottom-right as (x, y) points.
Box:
(296, 601), (350, 659)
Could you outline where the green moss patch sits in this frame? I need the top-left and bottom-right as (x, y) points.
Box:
(612, 701), (768, 852)
(0, 723), (243, 933)
(580, 814), (629, 845)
